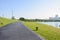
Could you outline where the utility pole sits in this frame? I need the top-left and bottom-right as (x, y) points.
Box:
(11, 9), (13, 19)
(12, 9), (13, 17)
(2, 14), (4, 17)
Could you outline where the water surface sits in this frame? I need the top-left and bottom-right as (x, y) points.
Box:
(39, 22), (60, 28)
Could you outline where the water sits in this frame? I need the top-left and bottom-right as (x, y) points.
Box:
(39, 22), (60, 28)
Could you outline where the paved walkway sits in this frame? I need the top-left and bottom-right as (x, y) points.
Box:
(0, 22), (43, 40)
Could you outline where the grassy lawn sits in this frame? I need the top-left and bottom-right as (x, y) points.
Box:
(0, 17), (17, 27)
(22, 21), (60, 40)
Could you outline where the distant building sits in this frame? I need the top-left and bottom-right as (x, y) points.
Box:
(49, 15), (60, 20)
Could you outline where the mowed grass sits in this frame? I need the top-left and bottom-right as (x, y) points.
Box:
(22, 21), (60, 40)
(0, 17), (17, 27)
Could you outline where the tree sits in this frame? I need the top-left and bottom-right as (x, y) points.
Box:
(19, 17), (25, 21)
(12, 16), (15, 19)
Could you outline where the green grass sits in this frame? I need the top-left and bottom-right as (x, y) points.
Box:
(22, 21), (60, 40)
(0, 17), (17, 27)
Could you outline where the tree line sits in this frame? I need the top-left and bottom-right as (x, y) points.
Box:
(19, 17), (60, 22)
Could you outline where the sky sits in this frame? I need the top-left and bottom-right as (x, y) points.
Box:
(0, 0), (60, 19)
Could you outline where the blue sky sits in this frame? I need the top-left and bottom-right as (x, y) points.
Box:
(0, 0), (60, 19)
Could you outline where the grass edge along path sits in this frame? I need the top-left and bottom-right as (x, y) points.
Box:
(22, 21), (60, 40)
(0, 17), (17, 27)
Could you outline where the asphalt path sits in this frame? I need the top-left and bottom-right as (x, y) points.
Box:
(0, 22), (43, 40)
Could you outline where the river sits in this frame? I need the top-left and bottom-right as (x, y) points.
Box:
(39, 22), (60, 28)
